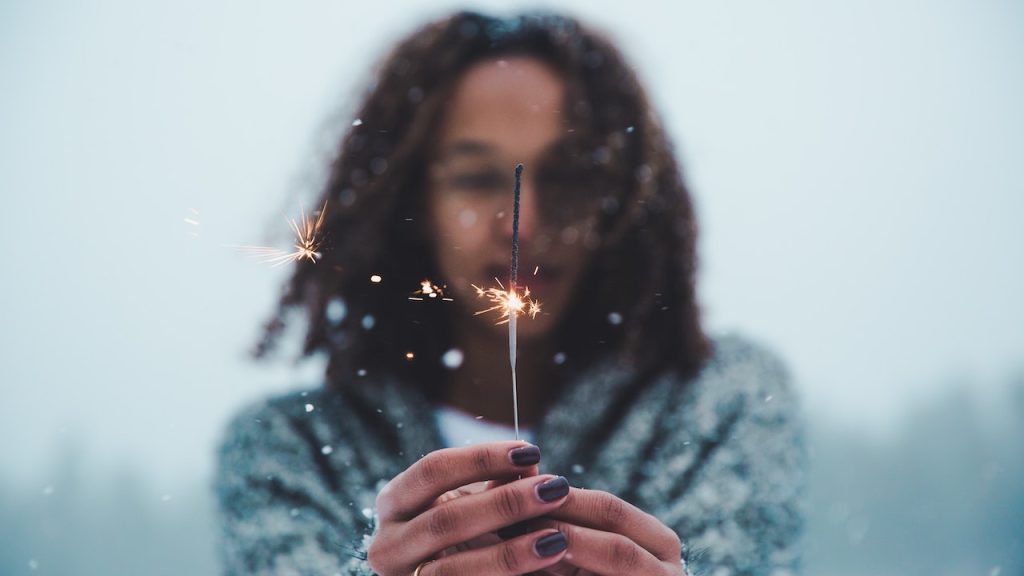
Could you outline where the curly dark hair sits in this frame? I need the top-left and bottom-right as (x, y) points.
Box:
(256, 10), (711, 401)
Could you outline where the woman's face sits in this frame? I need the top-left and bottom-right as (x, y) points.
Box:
(428, 56), (592, 339)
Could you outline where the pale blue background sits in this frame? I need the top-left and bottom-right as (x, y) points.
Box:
(2, 1), (1022, 574)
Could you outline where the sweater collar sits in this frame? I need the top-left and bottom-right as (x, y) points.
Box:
(341, 356), (641, 484)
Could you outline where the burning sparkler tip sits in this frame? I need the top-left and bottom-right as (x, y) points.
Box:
(232, 200), (328, 267)
(409, 279), (450, 302)
(472, 282), (541, 324)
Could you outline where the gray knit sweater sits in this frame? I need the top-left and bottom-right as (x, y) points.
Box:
(215, 334), (805, 575)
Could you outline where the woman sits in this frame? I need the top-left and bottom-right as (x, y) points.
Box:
(216, 10), (805, 576)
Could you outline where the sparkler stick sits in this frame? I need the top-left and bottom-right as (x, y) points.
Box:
(509, 163), (523, 440)
(472, 165), (539, 438)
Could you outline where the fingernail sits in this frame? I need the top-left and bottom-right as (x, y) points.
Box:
(510, 445), (541, 467)
(497, 521), (533, 540)
(536, 476), (569, 502)
(534, 532), (567, 557)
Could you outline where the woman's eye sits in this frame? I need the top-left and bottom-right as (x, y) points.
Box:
(449, 172), (505, 192)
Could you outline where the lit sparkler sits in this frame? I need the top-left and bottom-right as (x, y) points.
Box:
(409, 279), (454, 302)
(471, 280), (540, 324)
(472, 164), (538, 439)
(231, 201), (328, 266)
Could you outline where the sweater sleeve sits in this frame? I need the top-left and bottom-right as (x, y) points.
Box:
(658, 341), (807, 576)
(214, 400), (379, 576)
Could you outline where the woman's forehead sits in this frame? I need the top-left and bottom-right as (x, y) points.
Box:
(438, 57), (566, 158)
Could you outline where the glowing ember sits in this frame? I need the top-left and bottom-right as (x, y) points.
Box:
(232, 201), (327, 266)
(408, 279), (454, 301)
(472, 278), (541, 325)
(184, 208), (201, 238)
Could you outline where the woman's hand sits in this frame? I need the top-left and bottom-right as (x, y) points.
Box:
(518, 488), (686, 576)
(367, 441), (572, 576)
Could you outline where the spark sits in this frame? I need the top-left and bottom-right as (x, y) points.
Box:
(184, 208), (201, 237)
(408, 279), (454, 301)
(472, 279), (541, 324)
(231, 201), (328, 266)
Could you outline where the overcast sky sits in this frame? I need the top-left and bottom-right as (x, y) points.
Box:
(2, 0), (1022, 488)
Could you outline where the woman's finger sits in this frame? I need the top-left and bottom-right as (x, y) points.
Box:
(396, 474), (571, 561)
(552, 521), (678, 575)
(419, 529), (568, 576)
(377, 441), (541, 520)
(545, 488), (681, 561)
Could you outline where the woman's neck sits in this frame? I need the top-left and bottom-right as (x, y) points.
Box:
(443, 315), (556, 427)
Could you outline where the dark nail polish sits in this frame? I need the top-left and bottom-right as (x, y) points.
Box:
(534, 532), (567, 557)
(536, 476), (569, 502)
(497, 520), (533, 540)
(510, 445), (541, 467)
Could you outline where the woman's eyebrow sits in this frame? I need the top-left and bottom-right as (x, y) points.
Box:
(441, 139), (497, 160)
